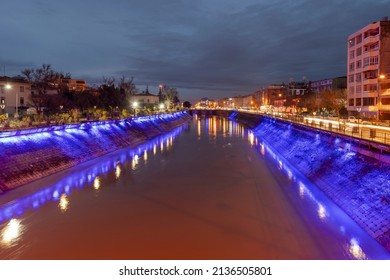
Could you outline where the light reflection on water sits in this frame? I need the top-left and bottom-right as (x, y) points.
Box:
(1, 219), (23, 247)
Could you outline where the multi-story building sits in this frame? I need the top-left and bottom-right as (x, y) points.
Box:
(347, 17), (390, 120)
(61, 78), (86, 92)
(0, 76), (32, 117)
(266, 84), (288, 109)
(311, 77), (347, 93)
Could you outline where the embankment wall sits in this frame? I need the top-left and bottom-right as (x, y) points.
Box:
(0, 112), (191, 192)
(226, 111), (390, 251)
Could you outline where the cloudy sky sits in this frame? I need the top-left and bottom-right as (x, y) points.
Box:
(0, 0), (389, 102)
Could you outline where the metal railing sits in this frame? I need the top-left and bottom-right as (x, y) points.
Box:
(269, 114), (390, 148)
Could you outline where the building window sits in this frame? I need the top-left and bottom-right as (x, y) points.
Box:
(356, 98), (362, 106)
(349, 74), (354, 83)
(363, 97), (375, 106)
(349, 50), (355, 59)
(382, 98), (390, 105)
(349, 99), (354, 106)
(20, 86), (24, 92)
(356, 73), (362, 82)
(370, 55), (378, 65)
(1, 97), (5, 104)
(349, 62), (355, 71)
(356, 47), (362, 56)
(356, 60), (362, 69)
(20, 97), (24, 105)
(364, 42), (379, 52)
(364, 70), (378, 80)
(356, 85), (362, 93)
(363, 84), (378, 91)
(364, 55), (379, 66)
(364, 28), (379, 38)
(356, 34), (362, 44)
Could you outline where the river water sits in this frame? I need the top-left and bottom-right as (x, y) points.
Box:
(0, 116), (389, 260)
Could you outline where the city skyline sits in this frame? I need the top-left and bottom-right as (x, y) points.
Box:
(0, 0), (389, 102)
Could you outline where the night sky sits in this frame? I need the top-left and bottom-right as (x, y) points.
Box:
(0, 0), (389, 102)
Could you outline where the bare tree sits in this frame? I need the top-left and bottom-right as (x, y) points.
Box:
(119, 76), (137, 96)
(160, 85), (179, 109)
(21, 64), (70, 115)
(102, 76), (115, 87)
(322, 88), (347, 121)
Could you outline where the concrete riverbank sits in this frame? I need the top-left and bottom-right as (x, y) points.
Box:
(223, 110), (390, 251)
(0, 112), (191, 192)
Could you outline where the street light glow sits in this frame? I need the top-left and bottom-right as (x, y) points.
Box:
(132, 101), (138, 108)
(5, 84), (11, 89)
(159, 103), (165, 109)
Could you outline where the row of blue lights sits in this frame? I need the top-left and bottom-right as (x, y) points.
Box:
(0, 111), (188, 140)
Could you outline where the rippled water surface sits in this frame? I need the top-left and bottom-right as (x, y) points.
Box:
(0, 116), (389, 259)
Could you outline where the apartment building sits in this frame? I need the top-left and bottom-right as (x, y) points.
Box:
(347, 17), (390, 120)
(311, 76), (347, 93)
(61, 78), (86, 92)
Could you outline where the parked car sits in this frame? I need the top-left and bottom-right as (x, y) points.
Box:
(347, 116), (362, 123)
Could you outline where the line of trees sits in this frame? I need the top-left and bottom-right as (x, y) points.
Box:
(19, 64), (183, 119)
(298, 88), (347, 119)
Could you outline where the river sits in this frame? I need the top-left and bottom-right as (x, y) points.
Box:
(0, 115), (388, 259)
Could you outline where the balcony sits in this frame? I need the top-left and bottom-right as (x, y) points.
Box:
(363, 78), (378, 84)
(378, 104), (390, 111)
(363, 64), (378, 71)
(363, 34), (379, 45)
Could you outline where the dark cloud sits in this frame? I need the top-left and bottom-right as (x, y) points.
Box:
(0, 0), (389, 102)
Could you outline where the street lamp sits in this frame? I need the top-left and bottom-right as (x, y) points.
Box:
(378, 74), (386, 121)
(5, 84), (19, 119)
(356, 107), (361, 135)
(132, 101), (138, 117)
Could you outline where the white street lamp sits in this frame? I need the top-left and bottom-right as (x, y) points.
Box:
(132, 101), (138, 116)
(356, 107), (361, 135)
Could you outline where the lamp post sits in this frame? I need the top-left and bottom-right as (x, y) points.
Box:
(132, 101), (138, 117)
(356, 107), (361, 136)
(378, 74), (386, 122)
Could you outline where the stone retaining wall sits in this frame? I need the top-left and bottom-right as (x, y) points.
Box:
(227, 111), (390, 251)
(0, 112), (191, 193)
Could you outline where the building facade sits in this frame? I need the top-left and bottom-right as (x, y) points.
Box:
(0, 76), (32, 117)
(61, 78), (86, 92)
(347, 17), (390, 120)
(129, 89), (160, 109)
(311, 76), (347, 93)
